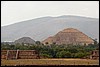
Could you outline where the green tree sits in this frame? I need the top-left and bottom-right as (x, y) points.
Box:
(93, 38), (98, 45)
(10, 45), (15, 50)
(35, 41), (41, 45)
(74, 52), (85, 58)
(40, 54), (52, 58)
(56, 51), (71, 58)
(67, 48), (78, 53)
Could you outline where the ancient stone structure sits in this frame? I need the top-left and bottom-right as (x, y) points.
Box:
(14, 37), (35, 44)
(42, 36), (54, 45)
(90, 50), (99, 60)
(1, 50), (40, 59)
(1, 50), (7, 59)
(42, 28), (94, 45)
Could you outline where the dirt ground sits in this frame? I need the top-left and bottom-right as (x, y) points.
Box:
(1, 58), (99, 66)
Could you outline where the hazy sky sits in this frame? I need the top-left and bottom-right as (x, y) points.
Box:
(1, 1), (99, 26)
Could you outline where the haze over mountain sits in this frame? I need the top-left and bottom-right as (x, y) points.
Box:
(1, 15), (99, 42)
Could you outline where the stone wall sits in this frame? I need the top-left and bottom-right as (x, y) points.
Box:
(1, 50), (40, 59)
(90, 50), (99, 60)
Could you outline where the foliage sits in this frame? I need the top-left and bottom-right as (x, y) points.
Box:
(74, 52), (86, 58)
(1, 42), (99, 58)
(35, 41), (41, 45)
(56, 51), (71, 58)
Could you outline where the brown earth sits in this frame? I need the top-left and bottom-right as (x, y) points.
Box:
(1, 58), (99, 66)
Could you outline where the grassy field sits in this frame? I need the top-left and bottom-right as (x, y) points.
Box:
(1, 58), (99, 66)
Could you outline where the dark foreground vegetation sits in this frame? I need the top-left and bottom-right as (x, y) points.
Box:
(1, 40), (99, 58)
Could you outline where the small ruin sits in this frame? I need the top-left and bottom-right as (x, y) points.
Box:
(1, 50), (40, 60)
(90, 50), (99, 60)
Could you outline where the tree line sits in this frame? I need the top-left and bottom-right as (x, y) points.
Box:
(1, 41), (99, 58)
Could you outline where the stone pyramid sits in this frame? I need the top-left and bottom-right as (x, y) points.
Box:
(14, 37), (35, 44)
(42, 28), (94, 45)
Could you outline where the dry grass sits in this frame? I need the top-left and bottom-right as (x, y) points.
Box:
(1, 58), (99, 66)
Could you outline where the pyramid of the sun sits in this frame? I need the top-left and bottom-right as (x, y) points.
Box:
(42, 28), (94, 45)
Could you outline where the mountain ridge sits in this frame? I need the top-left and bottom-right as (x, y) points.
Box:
(1, 15), (98, 27)
(1, 15), (99, 42)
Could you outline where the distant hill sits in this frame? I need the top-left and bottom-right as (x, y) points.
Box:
(14, 37), (35, 44)
(42, 28), (94, 45)
(1, 15), (99, 42)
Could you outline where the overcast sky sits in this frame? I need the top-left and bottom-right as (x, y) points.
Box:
(1, 1), (99, 26)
